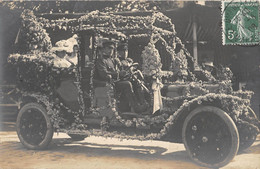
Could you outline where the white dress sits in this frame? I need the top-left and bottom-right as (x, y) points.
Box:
(65, 53), (78, 66)
(53, 57), (72, 68)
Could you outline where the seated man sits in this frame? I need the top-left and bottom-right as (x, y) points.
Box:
(94, 39), (146, 113)
(117, 43), (149, 107)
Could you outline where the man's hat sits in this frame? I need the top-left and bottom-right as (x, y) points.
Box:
(102, 38), (115, 48)
(203, 61), (214, 67)
(117, 43), (128, 51)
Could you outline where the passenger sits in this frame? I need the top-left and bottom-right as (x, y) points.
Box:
(51, 43), (72, 68)
(66, 45), (78, 65)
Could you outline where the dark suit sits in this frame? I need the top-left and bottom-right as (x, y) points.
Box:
(95, 57), (119, 81)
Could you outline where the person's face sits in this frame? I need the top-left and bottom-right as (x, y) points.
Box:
(103, 46), (114, 57)
(56, 50), (66, 58)
(205, 65), (213, 72)
(118, 50), (128, 60)
(73, 46), (79, 53)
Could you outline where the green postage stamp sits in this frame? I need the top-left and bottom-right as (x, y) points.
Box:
(222, 1), (259, 45)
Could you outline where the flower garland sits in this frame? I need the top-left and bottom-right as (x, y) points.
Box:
(141, 41), (162, 77)
(39, 16), (78, 31)
(172, 49), (188, 80)
(18, 9), (207, 85)
(20, 92), (66, 130)
(8, 51), (87, 130)
(12, 10), (258, 142)
(99, 73), (251, 137)
(215, 80), (233, 94)
(78, 11), (174, 32)
(111, 104), (169, 128)
(19, 10), (192, 83)
(19, 10), (52, 53)
(232, 90), (254, 100)
(60, 93), (253, 141)
(29, 10), (176, 39)
(151, 34), (196, 82)
(152, 12), (176, 33)
(215, 65), (233, 81)
(9, 52), (256, 140)
(8, 52), (57, 95)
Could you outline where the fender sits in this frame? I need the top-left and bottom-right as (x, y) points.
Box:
(161, 93), (248, 142)
(20, 93), (54, 115)
(19, 93), (70, 130)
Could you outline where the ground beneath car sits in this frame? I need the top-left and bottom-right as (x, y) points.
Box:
(0, 121), (260, 169)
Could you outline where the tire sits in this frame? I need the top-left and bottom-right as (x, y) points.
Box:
(68, 134), (86, 141)
(238, 107), (258, 151)
(16, 103), (54, 150)
(182, 106), (239, 168)
(247, 107), (258, 119)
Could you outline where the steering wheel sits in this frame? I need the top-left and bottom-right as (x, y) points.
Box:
(124, 62), (139, 72)
(120, 63), (138, 79)
(121, 64), (145, 83)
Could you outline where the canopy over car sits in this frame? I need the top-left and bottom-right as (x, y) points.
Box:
(37, 10), (176, 37)
(13, 9), (217, 82)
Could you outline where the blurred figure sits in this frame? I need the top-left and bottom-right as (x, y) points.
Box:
(202, 61), (214, 74)
(66, 45), (78, 65)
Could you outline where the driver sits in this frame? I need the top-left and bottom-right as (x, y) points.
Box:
(117, 43), (133, 70)
(95, 39), (146, 113)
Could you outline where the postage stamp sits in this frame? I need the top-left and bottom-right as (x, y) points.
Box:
(222, 1), (259, 45)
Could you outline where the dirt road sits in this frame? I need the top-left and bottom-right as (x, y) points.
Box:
(0, 121), (260, 169)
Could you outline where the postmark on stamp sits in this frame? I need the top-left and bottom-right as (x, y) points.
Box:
(222, 1), (259, 45)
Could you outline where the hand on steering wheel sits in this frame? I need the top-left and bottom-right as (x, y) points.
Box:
(125, 63), (139, 72)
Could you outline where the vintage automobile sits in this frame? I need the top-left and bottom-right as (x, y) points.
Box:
(8, 10), (260, 168)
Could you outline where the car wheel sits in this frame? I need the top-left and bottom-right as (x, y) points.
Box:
(16, 103), (53, 150)
(182, 106), (239, 168)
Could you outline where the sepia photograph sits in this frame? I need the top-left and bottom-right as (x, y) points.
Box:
(0, 1), (259, 168)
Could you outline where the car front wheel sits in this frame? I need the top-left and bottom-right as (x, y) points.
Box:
(182, 106), (239, 168)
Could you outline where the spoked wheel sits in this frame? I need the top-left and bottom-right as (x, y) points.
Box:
(16, 103), (53, 150)
(238, 107), (259, 151)
(182, 106), (239, 168)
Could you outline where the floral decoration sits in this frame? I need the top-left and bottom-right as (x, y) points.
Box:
(18, 10), (52, 53)
(141, 41), (162, 77)
(59, 93), (258, 142)
(8, 9), (259, 143)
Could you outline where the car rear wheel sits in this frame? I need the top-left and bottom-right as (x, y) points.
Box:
(182, 106), (239, 168)
(16, 103), (53, 150)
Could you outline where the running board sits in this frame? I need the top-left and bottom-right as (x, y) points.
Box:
(58, 128), (155, 140)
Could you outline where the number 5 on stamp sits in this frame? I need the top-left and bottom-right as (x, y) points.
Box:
(222, 1), (259, 45)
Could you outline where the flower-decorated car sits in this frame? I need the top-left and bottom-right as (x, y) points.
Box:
(8, 10), (259, 168)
